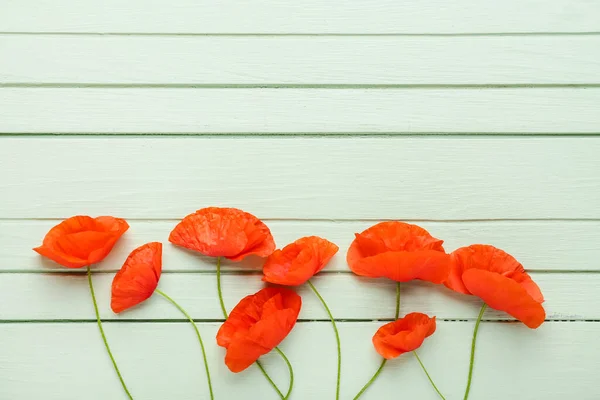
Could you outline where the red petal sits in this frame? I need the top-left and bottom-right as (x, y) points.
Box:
(445, 245), (545, 307)
(462, 269), (545, 329)
(216, 287), (301, 372)
(111, 242), (162, 313)
(169, 207), (275, 261)
(350, 250), (450, 284)
(33, 215), (128, 268)
(372, 313), (436, 359)
(347, 222), (447, 283)
(263, 236), (339, 286)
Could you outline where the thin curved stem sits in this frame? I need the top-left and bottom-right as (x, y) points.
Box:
(394, 282), (401, 319)
(87, 266), (133, 400)
(307, 280), (341, 400)
(413, 351), (446, 400)
(352, 359), (386, 400)
(215, 257), (286, 399)
(353, 282), (401, 399)
(155, 289), (214, 400)
(275, 347), (294, 399)
(256, 361), (285, 399)
(464, 303), (488, 400)
(215, 256), (228, 319)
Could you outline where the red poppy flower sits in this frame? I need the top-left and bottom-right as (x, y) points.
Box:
(445, 244), (545, 329)
(347, 222), (450, 284)
(216, 287), (302, 372)
(33, 215), (129, 268)
(169, 207), (275, 261)
(111, 242), (162, 313)
(372, 312), (436, 359)
(262, 236), (339, 286)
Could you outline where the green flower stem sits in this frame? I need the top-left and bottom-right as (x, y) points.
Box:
(215, 257), (292, 399)
(155, 289), (214, 400)
(275, 347), (294, 399)
(464, 303), (488, 400)
(353, 282), (401, 399)
(307, 280), (341, 400)
(86, 266), (133, 400)
(413, 351), (446, 399)
(215, 256), (228, 319)
(352, 359), (386, 400)
(255, 360), (285, 399)
(394, 282), (401, 319)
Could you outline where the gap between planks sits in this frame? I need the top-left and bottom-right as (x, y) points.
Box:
(2, 32), (600, 37)
(1, 319), (596, 324)
(3, 84), (600, 89)
(2, 133), (600, 137)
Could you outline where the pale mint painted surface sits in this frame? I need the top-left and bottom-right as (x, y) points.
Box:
(0, 2), (598, 399)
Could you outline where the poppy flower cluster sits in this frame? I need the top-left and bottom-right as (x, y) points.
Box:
(347, 221), (546, 400)
(34, 210), (545, 400)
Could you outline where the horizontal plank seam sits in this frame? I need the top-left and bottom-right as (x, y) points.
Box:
(0, 319), (595, 324)
(2, 32), (600, 37)
(2, 217), (599, 222)
(2, 133), (600, 138)
(0, 270), (597, 275)
(3, 84), (600, 89)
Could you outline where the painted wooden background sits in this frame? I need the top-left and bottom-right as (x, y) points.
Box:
(1, 1), (599, 399)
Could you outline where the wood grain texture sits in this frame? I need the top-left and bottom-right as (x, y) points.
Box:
(1, 0), (599, 34)
(2, 88), (600, 133)
(0, 272), (590, 321)
(0, 322), (597, 399)
(0, 2), (596, 399)
(2, 137), (599, 219)
(3, 36), (600, 84)
(5, 220), (599, 272)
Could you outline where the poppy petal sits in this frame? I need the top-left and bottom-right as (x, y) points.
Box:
(510, 269), (545, 304)
(462, 269), (546, 329)
(350, 222), (445, 257)
(216, 287), (301, 372)
(263, 236), (339, 286)
(111, 242), (162, 313)
(445, 244), (525, 294)
(350, 250), (450, 283)
(33, 244), (88, 269)
(225, 308), (299, 372)
(33, 215), (129, 268)
(347, 221), (448, 285)
(372, 313), (436, 359)
(169, 207), (275, 261)
(223, 335), (271, 373)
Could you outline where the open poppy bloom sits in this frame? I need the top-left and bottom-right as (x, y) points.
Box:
(373, 312), (436, 359)
(33, 215), (129, 268)
(263, 236), (339, 286)
(169, 207), (275, 261)
(111, 242), (162, 313)
(34, 215), (134, 398)
(445, 244), (545, 329)
(347, 221), (450, 284)
(216, 287), (302, 373)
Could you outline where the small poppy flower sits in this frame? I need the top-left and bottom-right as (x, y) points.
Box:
(216, 287), (302, 373)
(445, 244), (545, 329)
(372, 313), (437, 359)
(263, 236), (341, 397)
(110, 242), (215, 396)
(169, 207), (275, 261)
(33, 215), (129, 268)
(347, 221), (450, 284)
(111, 242), (162, 313)
(262, 236), (339, 286)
